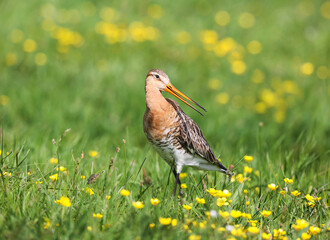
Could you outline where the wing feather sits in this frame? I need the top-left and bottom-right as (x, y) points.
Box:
(166, 98), (225, 169)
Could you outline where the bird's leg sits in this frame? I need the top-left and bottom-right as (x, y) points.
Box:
(172, 169), (179, 196)
(172, 169), (184, 197)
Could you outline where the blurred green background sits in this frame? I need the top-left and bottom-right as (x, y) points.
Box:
(1, 0), (329, 175)
(1, 1), (330, 239)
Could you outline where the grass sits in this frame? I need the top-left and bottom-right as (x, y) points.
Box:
(1, 0), (330, 239)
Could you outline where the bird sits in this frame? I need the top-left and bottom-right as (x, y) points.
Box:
(143, 69), (233, 196)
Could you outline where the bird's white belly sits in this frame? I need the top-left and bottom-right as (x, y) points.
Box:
(152, 139), (220, 173)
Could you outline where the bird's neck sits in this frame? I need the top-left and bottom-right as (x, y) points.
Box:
(145, 84), (170, 113)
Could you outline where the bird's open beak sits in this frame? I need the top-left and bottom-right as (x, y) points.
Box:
(165, 83), (207, 116)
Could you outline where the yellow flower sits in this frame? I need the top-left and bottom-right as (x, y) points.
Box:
(106, 195), (111, 200)
(180, 183), (187, 189)
(85, 187), (94, 195)
(219, 210), (229, 218)
(251, 69), (265, 84)
(35, 181), (43, 185)
(132, 201), (144, 209)
(0, 95), (10, 106)
(247, 40), (262, 55)
(246, 201), (250, 206)
(244, 155), (253, 162)
(56, 166), (67, 172)
(308, 226), (321, 235)
(231, 227), (246, 238)
(291, 190), (301, 197)
(208, 78), (222, 90)
(217, 227), (226, 232)
(321, 2), (330, 19)
(199, 222), (206, 229)
(43, 217), (51, 229)
(307, 202), (315, 207)
(249, 220), (258, 227)
(305, 194), (314, 202)
(89, 150), (98, 158)
(188, 234), (201, 240)
(159, 217), (172, 225)
(183, 224), (189, 231)
(254, 170), (260, 177)
(273, 228), (286, 238)
(128, 22), (159, 42)
(231, 210), (242, 218)
(300, 62), (314, 75)
(268, 183), (278, 191)
(242, 213), (252, 219)
(206, 188), (216, 196)
(292, 219), (309, 231)
(220, 189), (231, 198)
(236, 173), (245, 183)
(215, 11), (230, 26)
(231, 60), (246, 75)
(214, 37), (236, 57)
(301, 232), (311, 240)
(284, 178), (293, 184)
(179, 173), (188, 179)
(149, 223), (155, 229)
(305, 194), (321, 202)
(244, 166), (253, 174)
(23, 39), (37, 52)
(1, 172), (12, 177)
(55, 196), (71, 207)
(171, 219), (177, 227)
(80, 175), (86, 179)
(147, 4), (163, 19)
(200, 30), (218, 46)
(261, 210), (272, 217)
(150, 198), (160, 206)
(120, 189), (130, 196)
(238, 12), (255, 29)
(182, 204), (192, 210)
(35, 53), (47, 66)
(216, 93), (229, 104)
(255, 102), (267, 114)
(226, 237), (236, 240)
(262, 233), (272, 239)
(248, 226), (260, 234)
(243, 189), (248, 194)
(49, 173), (58, 181)
(217, 197), (227, 207)
(87, 226), (92, 231)
(280, 190), (286, 195)
(10, 29), (24, 43)
(196, 197), (206, 204)
(176, 31), (191, 45)
(49, 157), (58, 164)
(316, 66), (328, 79)
(93, 213), (103, 219)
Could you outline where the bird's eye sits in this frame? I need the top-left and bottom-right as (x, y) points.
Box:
(155, 74), (160, 79)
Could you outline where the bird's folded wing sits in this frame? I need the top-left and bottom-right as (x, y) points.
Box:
(166, 98), (219, 165)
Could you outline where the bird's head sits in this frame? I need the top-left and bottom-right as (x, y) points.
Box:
(145, 69), (170, 91)
(145, 69), (206, 115)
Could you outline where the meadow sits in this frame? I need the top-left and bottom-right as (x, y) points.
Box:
(1, 0), (330, 239)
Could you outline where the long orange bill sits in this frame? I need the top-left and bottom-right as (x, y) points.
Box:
(165, 83), (207, 116)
